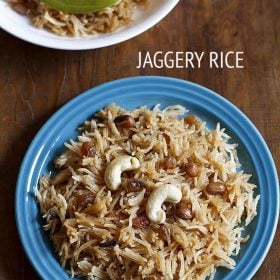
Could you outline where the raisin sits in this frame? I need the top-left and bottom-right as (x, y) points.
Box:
(184, 114), (197, 126)
(81, 142), (96, 157)
(132, 214), (150, 229)
(127, 179), (147, 192)
(77, 193), (94, 208)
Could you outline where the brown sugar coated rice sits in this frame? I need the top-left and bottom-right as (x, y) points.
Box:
(35, 104), (260, 279)
(7, 0), (147, 36)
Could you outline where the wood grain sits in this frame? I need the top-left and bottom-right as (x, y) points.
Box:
(0, 0), (279, 279)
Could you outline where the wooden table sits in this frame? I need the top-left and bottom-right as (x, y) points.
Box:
(0, 0), (279, 279)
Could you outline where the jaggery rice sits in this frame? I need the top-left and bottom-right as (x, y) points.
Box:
(36, 104), (260, 279)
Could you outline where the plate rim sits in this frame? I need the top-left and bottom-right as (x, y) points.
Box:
(15, 76), (279, 279)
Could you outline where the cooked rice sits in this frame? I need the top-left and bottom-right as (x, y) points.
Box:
(8, 0), (147, 36)
(35, 104), (260, 279)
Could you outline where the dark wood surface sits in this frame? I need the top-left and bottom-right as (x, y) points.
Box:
(0, 0), (279, 279)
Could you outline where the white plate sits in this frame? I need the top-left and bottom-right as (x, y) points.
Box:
(0, 0), (179, 50)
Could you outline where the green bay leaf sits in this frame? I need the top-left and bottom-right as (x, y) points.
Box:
(42, 0), (119, 14)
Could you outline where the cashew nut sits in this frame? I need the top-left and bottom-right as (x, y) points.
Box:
(146, 184), (182, 224)
(104, 155), (140, 190)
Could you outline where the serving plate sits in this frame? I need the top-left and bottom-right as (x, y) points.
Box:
(0, 0), (179, 50)
(16, 76), (279, 279)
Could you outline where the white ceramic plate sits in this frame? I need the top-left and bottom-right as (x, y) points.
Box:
(0, 0), (180, 50)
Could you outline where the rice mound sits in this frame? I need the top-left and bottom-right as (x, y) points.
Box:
(36, 104), (259, 279)
(8, 0), (147, 36)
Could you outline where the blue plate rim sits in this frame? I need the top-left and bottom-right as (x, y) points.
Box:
(15, 76), (279, 280)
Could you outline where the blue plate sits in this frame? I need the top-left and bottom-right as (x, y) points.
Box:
(16, 76), (279, 280)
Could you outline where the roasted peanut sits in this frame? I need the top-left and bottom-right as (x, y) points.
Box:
(81, 142), (96, 157)
(163, 156), (177, 169)
(114, 115), (135, 128)
(175, 202), (193, 220)
(184, 162), (199, 177)
(132, 214), (150, 229)
(184, 114), (196, 126)
(127, 179), (147, 192)
(206, 182), (226, 195)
